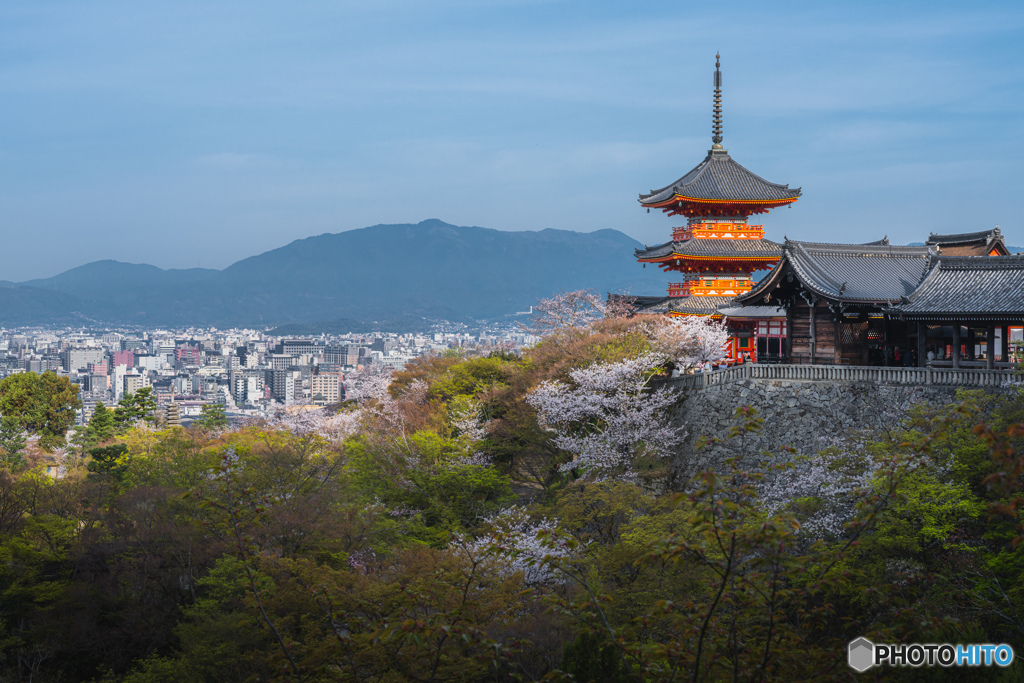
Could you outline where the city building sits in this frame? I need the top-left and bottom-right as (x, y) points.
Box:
(61, 347), (106, 372)
(311, 371), (341, 405)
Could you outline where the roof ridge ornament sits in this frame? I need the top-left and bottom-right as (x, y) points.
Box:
(712, 53), (724, 150)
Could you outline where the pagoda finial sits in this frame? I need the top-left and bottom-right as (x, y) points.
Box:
(712, 53), (723, 149)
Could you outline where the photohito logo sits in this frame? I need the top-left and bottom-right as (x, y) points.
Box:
(848, 637), (1014, 672)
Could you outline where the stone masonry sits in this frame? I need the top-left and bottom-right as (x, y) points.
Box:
(663, 378), (979, 489)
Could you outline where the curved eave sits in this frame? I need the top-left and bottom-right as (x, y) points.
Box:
(735, 259), (789, 303)
(640, 194), (800, 210)
(669, 311), (726, 319)
(637, 254), (781, 264)
(887, 310), (1024, 321)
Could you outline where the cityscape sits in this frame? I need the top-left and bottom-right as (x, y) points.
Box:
(0, 322), (538, 427)
(1, 1), (1023, 681)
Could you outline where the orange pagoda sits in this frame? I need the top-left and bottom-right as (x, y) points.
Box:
(631, 55), (801, 363)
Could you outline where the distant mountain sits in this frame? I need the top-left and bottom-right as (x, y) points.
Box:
(0, 220), (670, 329)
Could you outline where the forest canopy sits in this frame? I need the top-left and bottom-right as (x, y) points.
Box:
(0, 314), (1021, 682)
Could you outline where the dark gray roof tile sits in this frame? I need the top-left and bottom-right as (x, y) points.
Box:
(636, 238), (783, 260)
(640, 149), (801, 205)
(886, 255), (1024, 319)
(926, 228), (1002, 246)
(737, 241), (934, 304)
(633, 295), (737, 316)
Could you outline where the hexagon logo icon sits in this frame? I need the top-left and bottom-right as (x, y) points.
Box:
(848, 637), (874, 672)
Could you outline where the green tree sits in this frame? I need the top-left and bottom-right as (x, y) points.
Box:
(114, 387), (158, 433)
(86, 443), (130, 482)
(0, 371), (82, 451)
(86, 402), (115, 444)
(194, 403), (227, 429)
(0, 416), (26, 468)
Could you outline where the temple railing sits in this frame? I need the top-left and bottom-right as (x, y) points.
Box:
(662, 363), (1020, 392)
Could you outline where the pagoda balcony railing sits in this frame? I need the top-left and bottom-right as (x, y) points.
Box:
(673, 224), (765, 241)
(667, 280), (752, 297)
(661, 363), (1020, 392)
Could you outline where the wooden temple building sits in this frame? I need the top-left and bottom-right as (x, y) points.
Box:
(625, 57), (1024, 368)
(629, 55), (797, 362)
(735, 233), (1024, 367)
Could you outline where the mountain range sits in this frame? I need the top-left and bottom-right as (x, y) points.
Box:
(0, 220), (673, 330)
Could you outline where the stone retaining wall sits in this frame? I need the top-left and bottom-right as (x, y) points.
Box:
(664, 379), (976, 489)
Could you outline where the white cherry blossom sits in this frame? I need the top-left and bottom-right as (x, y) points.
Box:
(527, 352), (682, 478)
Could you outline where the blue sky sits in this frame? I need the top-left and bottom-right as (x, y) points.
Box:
(1, 0), (1022, 280)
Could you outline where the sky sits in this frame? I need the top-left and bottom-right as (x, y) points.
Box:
(1, 0), (1023, 281)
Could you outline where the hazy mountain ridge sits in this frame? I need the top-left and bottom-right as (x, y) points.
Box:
(0, 220), (668, 328)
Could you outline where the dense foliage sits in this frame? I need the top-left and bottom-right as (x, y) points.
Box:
(0, 316), (1021, 682)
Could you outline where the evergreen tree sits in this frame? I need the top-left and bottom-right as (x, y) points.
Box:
(87, 402), (115, 444)
(113, 387), (158, 433)
(86, 443), (130, 482)
(0, 415), (26, 468)
(194, 403), (227, 429)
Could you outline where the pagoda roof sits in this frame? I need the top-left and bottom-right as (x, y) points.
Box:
(737, 240), (934, 305)
(885, 255), (1024, 321)
(636, 237), (783, 261)
(639, 149), (801, 206)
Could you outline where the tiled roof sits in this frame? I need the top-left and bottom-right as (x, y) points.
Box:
(717, 305), (786, 318)
(886, 255), (1024, 319)
(926, 228), (1002, 246)
(639, 149), (801, 205)
(607, 294), (668, 309)
(636, 238), (783, 260)
(633, 295), (736, 316)
(737, 241), (934, 304)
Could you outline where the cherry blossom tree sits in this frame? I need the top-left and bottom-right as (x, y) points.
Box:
(647, 314), (730, 370)
(526, 352), (682, 479)
(758, 442), (886, 539)
(263, 406), (363, 446)
(521, 289), (608, 337)
(343, 362), (394, 403)
(452, 506), (584, 587)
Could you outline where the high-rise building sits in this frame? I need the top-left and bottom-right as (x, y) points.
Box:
(112, 350), (134, 368)
(174, 346), (202, 365)
(311, 371), (341, 405)
(231, 369), (264, 404)
(61, 348), (106, 372)
(123, 374), (144, 396)
(268, 368), (302, 403)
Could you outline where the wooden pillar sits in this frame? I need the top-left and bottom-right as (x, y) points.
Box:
(1002, 325), (1010, 362)
(785, 305), (794, 362)
(834, 317), (842, 365)
(952, 324), (961, 369)
(967, 328), (976, 360)
(809, 301), (816, 364)
(987, 326), (996, 370)
(917, 322), (927, 368)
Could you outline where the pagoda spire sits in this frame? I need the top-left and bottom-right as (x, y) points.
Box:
(712, 53), (723, 150)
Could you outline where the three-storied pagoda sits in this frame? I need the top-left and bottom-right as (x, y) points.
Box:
(632, 55), (800, 362)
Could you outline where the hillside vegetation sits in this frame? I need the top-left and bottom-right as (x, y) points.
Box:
(0, 314), (1022, 681)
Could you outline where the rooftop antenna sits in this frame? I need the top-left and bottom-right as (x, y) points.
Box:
(712, 53), (723, 150)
